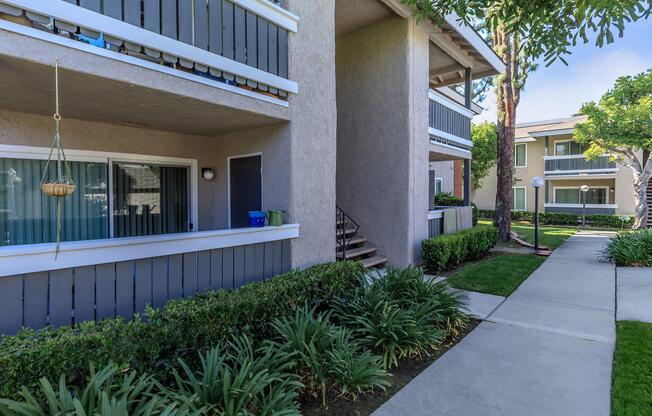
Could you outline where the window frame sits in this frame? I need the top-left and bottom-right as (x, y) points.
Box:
(512, 186), (527, 211)
(554, 139), (585, 156)
(514, 143), (527, 168)
(0, 144), (198, 245)
(435, 177), (443, 195)
(553, 186), (610, 205)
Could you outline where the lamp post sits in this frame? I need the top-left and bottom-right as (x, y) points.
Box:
(580, 185), (589, 229)
(532, 177), (544, 253)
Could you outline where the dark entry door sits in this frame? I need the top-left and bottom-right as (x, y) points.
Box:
(230, 155), (262, 228)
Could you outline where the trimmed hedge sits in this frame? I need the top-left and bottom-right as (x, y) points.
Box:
(478, 209), (634, 229)
(0, 261), (364, 398)
(422, 225), (498, 273)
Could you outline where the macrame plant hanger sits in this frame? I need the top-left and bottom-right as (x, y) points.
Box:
(40, 60), (76, 259)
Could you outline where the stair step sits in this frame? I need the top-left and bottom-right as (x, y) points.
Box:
(361, 255), (388, 269)
(336, 227), (357, 237)
(337, 244), (377, 260)
(336, 236), (367, 250)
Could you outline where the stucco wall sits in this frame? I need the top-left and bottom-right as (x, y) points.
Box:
(336, 16), (429, 267)
(285, 0), (338, 268)
(430, 161), (455, 194)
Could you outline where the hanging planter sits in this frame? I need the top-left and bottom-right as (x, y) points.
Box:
(40, 60), (76, 258)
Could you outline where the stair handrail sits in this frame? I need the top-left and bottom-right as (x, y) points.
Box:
(336, 205), (360, 261)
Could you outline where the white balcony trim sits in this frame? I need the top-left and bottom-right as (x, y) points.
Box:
(0, 224), (300, 277)
(233, 0), (299, 32)
(545, 203), (618, 209)
(515, 137), (537, 143)
(429, 140), (472, 158)
(543, 154), (610, 160)
(428, 127), (473, 148)
(545, 168), (618, 175)
(428, 210), (444, 220)
(529, 128), (575, 138)
(1, 0), (298, 94)
(0, 19), (290, 107)
(428, 89), (474, 118)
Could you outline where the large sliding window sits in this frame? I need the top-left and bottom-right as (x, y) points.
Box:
(0, 152), (193, 247)
(0, 158), (108, 246)
(555, 140), (586, 156)
(554, 187), (608, 205)
(113, 163), (189, 238)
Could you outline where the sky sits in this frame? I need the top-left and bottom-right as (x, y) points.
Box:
(474, 18), (652, 125)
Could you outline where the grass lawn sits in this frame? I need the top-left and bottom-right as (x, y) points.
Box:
(445, 254), (546, 297)
(612, 321), (652, 416)
(478, 220), (577, 249)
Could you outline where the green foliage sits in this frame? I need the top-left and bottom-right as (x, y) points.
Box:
(477, 210), (635, 229)
(421, 226), (498, 273)
(0, 262), (365, 399)
(471, 122), (498, 189)
(399, 0), (650, 66)
(612, 321), (652, 416)
(0, 364), (189, 416)
(165, 335), (301, 416)
(268, 305), (389, 405)
(333, 268), (467, 369)
(601, 230), (652, 267)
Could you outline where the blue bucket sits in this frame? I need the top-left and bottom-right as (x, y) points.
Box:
(248, 211), (266, 227)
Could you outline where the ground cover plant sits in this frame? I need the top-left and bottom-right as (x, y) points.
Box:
(446, 254), (546, 297)
(612, 321), (652, 416)
(601, 229), (652, 267)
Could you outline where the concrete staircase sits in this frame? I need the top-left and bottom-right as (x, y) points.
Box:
(336, 207), (387, 269)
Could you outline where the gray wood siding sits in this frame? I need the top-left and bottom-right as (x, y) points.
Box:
(429, 100), (472, 141)
(545, 156), (615, 172)
(0, 239), (292, 335)
(428, 217), (444, 239)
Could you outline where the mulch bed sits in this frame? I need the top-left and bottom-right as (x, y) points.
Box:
(299, 319), (480, 416)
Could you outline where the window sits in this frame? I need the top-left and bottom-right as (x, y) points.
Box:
(514, 144), (527, 167)
(555, 140), (585, 156)
(512, 187), (526, 211)
(554, 187), (608, 205)
(0, 153), (193, 247)
(435, 178), (443, 195)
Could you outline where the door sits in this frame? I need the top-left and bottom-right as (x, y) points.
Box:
(229, 155), (262, 228)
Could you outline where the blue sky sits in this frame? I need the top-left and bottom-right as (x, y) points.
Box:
(475, 18), (652, 124)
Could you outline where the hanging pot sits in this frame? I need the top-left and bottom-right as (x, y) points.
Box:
(41, 181), (76, 197)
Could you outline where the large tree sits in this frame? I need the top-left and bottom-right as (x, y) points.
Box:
(402, 0), (650, 239)
(470, 122), (497, 190)
(574, 69), (652, 229)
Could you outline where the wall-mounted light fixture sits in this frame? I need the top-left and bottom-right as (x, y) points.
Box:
(202, 168), (215, 181)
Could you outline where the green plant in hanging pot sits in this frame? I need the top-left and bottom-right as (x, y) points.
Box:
(40, 60), (76, 258)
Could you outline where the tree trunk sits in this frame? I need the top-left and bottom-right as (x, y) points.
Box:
(632, 171), (650, 230)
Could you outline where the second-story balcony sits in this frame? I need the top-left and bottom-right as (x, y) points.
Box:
(0, 0), (298, 102)
(544, 155), (617, 177)
(428, 89), (473, 159)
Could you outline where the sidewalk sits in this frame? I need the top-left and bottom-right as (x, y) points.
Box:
(373, 232), (615, 416)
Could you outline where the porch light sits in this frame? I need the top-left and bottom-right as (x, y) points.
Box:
(202, 168), (215, 181)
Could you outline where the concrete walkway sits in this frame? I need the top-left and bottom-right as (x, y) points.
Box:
(374, 232), (615, 416)
(617, 266), (652, 322)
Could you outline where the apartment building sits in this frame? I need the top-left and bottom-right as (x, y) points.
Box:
(474, 115), (638, 216)
(0, 0), (502, 334)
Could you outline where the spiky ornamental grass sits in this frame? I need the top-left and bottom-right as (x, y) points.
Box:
(601, 230), (652, 267)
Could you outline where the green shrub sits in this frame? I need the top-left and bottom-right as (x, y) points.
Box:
(601, 230), (652, 267)
(267, 305), (389, 405)
(478, 209), (634, 228)
(165, 335), (302, 416)
(332, 268), (467, 369)
(0, 364), (185, 416)
(0, 262), (365, 399)
(422, 225), (498, 273)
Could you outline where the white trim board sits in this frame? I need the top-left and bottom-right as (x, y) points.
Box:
(429, 140), (472, 158)
(0, 224), (300, 277)
(545, 169), (618, 175)
(0, 19), (290, 107)
(428, 127), (473, 148)
(227, 152), (263, 229)
(529, 128), (575, 138)
(428, 210), (444, 220)
(0, 143), (199, 238)
(515, 137), (537, 143)
(428, 89), (475, 118)
(545, 203), (618, 209)
(0, 0), (298, 93)
(545, 173), (617, 181)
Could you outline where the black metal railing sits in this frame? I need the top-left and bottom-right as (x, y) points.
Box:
(336, 205), (360, 261)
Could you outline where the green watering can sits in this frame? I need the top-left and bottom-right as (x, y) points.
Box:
(267, 210), (286, 226)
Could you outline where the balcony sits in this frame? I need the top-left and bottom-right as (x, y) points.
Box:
(428, 90), (473, 159)
(0, 0), (298, 101)
(544, 155), (617, 178)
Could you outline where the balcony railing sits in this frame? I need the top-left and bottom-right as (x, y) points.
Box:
(0, 0), (298, 99)
(544, 155), (616, 175)
(428, 90), (473, 152)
